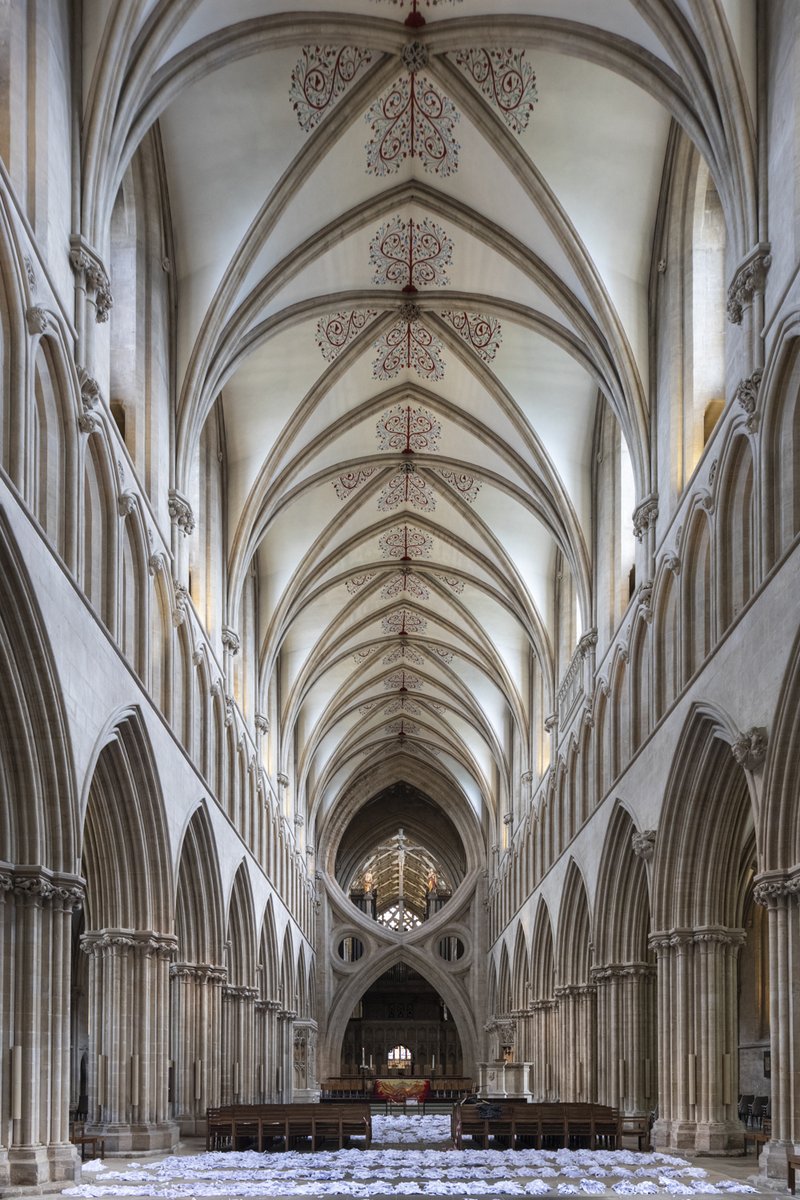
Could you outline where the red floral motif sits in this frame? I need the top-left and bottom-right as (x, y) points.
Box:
(379, 524), (434, 560)
(370, 216), (453, 292)
(385, 718), (420, 735)
(381, 569), (430, 600)
(317, 309), (378, 361)
(442, 310), (503, 362)
(383, 670), (424, 690)
(373, 317), (445, 380)
(365, 74), (460, 177)
(450, 48), (538, 135)
(434, 468), (481, 503)
(370, 0), (462, 29)
(382, 608), (428, 634)
(334, 468), (377, 500)
(427, 644), (454, 663)
(377, 403), (441, 454)
(345, 573), (376, 595)
(383, 643), (425, 666)
(436, 573), (465, 593)
(353, 646), (379, 663)
(290, 46), (373, 131)
(384, 697), (422, 715)
(378, 464), (437, 512)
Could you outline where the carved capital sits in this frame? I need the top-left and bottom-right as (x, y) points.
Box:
(753, 870), (800, 908)
(222, 625), (241, 655)
(631, 829), (656, 861)
(731, 726), (767, 771)
(170, 961), (227, 983)
(168, 489), (195, 536)
(632, 494), (658, 541)
(77, 367), (102, 412)
(727, 243), (771, 324)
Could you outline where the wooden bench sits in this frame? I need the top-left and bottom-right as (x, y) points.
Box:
(452, 1101), (621, 1151)
(69, 1122), (106, 1161)
(207, 1103), (372, 1152)
(743, 1116), (771, 1157)
(787, 1148), (799, 1195)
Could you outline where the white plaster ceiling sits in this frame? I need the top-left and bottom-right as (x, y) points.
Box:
(112, 1), (691, 839)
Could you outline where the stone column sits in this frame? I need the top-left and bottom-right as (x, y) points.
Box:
(650, 927), (744, 1153)
(527, 1000), (556, 1099)
(221, 985), (259, 1104)
(169, 963), (225, 1135)
(753, 871), (800, 1179)
(555, 984), (596, 1101)
(0, 866), (84, 1187)
(81, 930), (179, 1153)
(277, 1009), (297, 1100)
(593, 963), (656, 1114)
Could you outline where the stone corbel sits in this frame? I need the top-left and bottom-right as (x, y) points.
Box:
(631, 829), (656, 861)
(277, 772), (290, 789)
(168, 488), (195, 536)
(727, 243), (771, 325)
(222, 625), (241, 655)
(731, 726), (767, 772)
(255, 713), (270, 735)
(69, 236), (113, 323)
(734, 368), (763, 433)
(26, 306), (50, 335)
(117, 491), (137, 518)
(173, 581), (190, 627)
(632, 494), (658, 541)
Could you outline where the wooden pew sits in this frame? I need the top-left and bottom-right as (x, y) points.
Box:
(206, 1103), (371, 1152)
(452, 1102), (621, 1151)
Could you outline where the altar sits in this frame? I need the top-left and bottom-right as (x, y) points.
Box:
(477, 1061), (534, 1101)
(373, 1077), (431, 1101)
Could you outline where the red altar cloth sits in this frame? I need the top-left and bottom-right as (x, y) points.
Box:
(373, 1077), (431, 1101)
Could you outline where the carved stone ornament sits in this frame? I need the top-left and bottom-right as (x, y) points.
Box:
(577, 628), (598, 658)
(78, 410), (103, 435)
(637, 580), (654, 621)
(82, 929), (178, 959)
(173, 581), (190, 627)
(632, 494), (658, 541)
(26, 306), (50, 335)
(77, 366), (102, 410)
(222, 625), (241, 655)
(735, 368), (763, 432)
(502, 812), (514, 826)
(277, 772), (290, 789)
(753, 871), (800, 908)
(168, 488), (195, 536)
(117, 491), (137, 518)
(631, 829), (656, 861)
(664, 553), (681, 575)
(543, 712), (558, 733)
(727, 243), (771, 324)
(148, 552), (167, 576)
(0, 864), (84, 908)
(255, 713), (270, 735)
(170, 962), (227, 983)
(731, 726), (767, 771)
(69, 237), (113, 322)
(401, 40), (429, 73)
(294, 813), (305, 827)
(24, 255), (37, 290)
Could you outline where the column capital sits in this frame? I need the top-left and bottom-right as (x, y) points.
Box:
(753, 868), (800, 907)
(0, 863), (85, 909)
(81, 929), (178, 958)
(169, 961), (227, 983)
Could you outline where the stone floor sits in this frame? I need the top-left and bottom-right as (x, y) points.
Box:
(56, 1116), (788, 1200)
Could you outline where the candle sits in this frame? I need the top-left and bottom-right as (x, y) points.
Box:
(370, 1054), (373, 1069)
(431, 1054), (435, 1069)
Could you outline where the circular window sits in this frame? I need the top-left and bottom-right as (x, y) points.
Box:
(337, 937), (364, 962)
(437, 935), (465, 961)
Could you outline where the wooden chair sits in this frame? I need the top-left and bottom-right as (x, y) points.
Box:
(69, 1122), (106, 1161)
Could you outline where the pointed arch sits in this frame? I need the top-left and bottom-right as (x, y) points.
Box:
(175, 805), (224, 967)
(556, 859), (592, 986)
(530, 898), (555, 1000)
(225, 862), (257, 988)
(82, 709), (173, 931)
(594, 804), (651, 966)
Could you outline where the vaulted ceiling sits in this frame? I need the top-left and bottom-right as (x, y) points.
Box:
(87, 1), (754, 846)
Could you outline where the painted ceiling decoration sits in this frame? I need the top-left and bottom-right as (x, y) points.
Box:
(381, 608), (428, 635)
(365, 68), (461, 178)
(378, 524), (434, 560)
(371, 0), (463, 29)
(316, 309), (378, 362)
(384, 698), (422, 716)
(432, 467), (481, 503)
(436, 574), (465, 594)
(345, 572), (377, 594)
(449, 48), (538, 134)
(373, 308), (446, 381)
(385, 718), (421, 738)
(383, 670), (424, 691)
(381, 569), (430, 600)
(441, 310), (503, 363)
(370, 215), (453, 292)
(290, 46), (374, 131)
(377, 462), (437, 511)
(378, 404), (441, 454)
(383, 643), (426, 666)
(334, 467), (377, 501)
